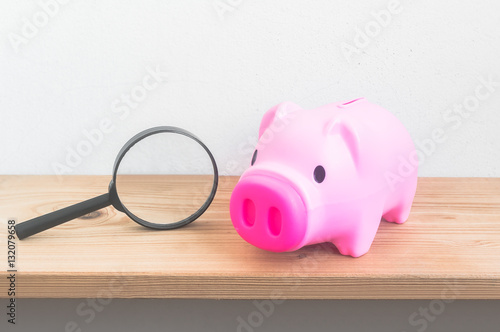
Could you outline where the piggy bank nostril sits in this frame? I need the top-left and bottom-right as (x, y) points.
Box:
(268, 207), (282, 236)
(230, 176), (308, 253)
(242, 199), (256, 227)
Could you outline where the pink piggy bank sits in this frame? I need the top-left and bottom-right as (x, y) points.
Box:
(229, 98), (418, 257)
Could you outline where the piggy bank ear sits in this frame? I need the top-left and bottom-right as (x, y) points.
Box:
(324, 118), (360, 169)
(259, 102), (301, 138)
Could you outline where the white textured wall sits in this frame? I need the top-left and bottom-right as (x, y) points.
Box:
(1, 0), (499, 176)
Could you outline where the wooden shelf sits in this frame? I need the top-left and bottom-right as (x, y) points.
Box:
(1, 175), (499, 299)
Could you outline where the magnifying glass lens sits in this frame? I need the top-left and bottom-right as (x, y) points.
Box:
(115, 132), (215, 226)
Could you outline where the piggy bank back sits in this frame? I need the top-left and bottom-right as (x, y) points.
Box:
(229, 98), (418, 257)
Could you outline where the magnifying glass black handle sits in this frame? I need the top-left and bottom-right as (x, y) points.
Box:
(15, 126), (218, 240)
(15, 193), (111, 240)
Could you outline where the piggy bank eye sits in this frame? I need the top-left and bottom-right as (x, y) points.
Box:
(313, 165), (326, 183)
(251, 150), (258, 166)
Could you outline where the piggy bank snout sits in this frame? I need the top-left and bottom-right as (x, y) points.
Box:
(230, 175), (307, 252)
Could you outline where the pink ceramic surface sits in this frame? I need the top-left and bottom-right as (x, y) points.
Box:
(230, 98), (418, 257)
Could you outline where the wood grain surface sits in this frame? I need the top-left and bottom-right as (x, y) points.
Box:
(0, 175), (499, 299)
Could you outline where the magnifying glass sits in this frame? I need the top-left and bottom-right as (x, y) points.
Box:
(15, 126), (219, 240)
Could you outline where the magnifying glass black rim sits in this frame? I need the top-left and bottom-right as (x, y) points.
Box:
(109, 126), (219, 230)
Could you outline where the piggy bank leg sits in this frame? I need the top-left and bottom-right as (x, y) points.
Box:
(383, 177), (417, 224)
(383, 200), (412, 224)
(334, 210), (383, 258)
